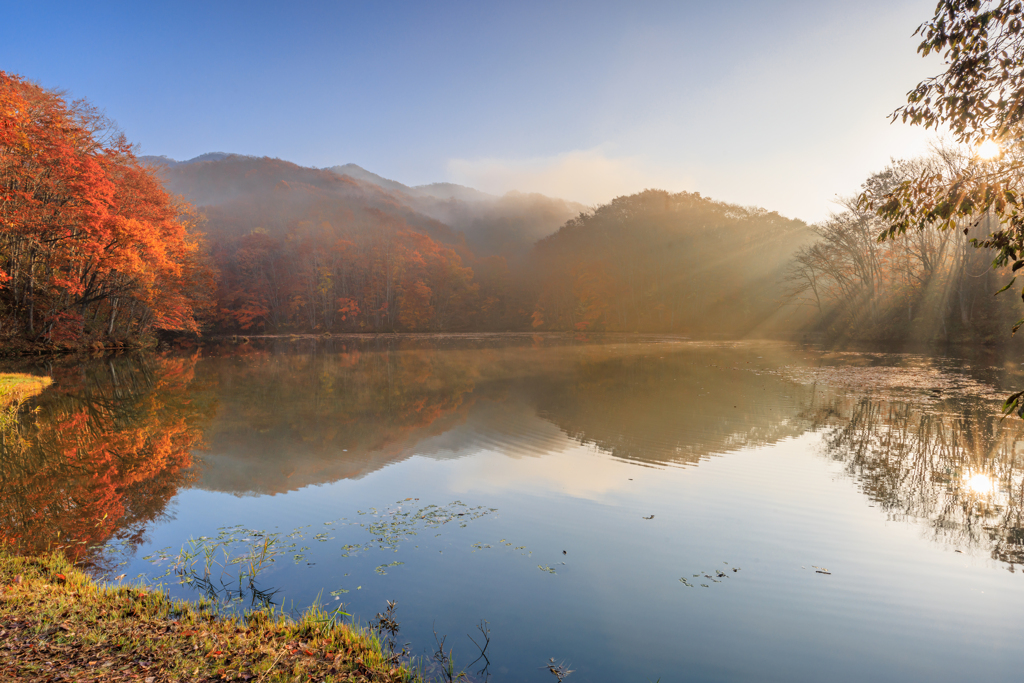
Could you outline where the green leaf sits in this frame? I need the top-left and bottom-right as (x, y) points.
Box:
(1002, 391), (1024, 419)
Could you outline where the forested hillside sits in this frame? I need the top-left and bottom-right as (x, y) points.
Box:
(530, 190), (815, 335)
(324, 164), (585, 258)
(146, 154), (534, 332)
(145, 156), (814, 336)
(2, 73), (828, 346)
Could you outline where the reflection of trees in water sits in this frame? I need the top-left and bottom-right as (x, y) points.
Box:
(195, 340), (483, 494)
(227, 344), (478, 451)
(814, 395), (1024, 570)
(0, 354), (214, 567)
(197, 340), (816, 492)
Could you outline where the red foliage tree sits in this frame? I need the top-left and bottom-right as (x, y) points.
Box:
(0, 72), (212, 345)
(213, 213), (478, 333)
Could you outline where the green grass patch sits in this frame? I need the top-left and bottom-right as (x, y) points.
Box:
(0, 550), (416, 682)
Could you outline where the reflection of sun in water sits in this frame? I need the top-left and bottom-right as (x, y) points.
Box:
(965, 472), (995, 495)
(977, 139), (1001, 160)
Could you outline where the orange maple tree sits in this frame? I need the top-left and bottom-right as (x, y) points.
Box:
(0, 71), (212, 345)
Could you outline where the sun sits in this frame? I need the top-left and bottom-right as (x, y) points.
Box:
(977, 139), (1001, 160)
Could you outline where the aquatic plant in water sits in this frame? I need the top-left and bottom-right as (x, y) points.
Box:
(126, 500), (502, 608)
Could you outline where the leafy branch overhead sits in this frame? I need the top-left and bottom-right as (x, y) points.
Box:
(863, 2), (1024, 321)
(858, 1), (1024, 417)
(899, 0), (1024, 145)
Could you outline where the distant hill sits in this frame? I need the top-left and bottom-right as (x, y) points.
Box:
(411, 190), (587, 258)
(145, 155), (462, 247)
(413, 182), (496, 203)
(327, 163), (494, 202)
(326, 163), (413, 195)
(140, 152), (236, 168)
(530, 189), (816, 335)
(139, 153), (816, 336)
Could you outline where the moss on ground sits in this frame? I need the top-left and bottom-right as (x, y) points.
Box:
(0, 551), (415, 682)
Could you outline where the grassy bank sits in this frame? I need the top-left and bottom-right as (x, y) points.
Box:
(0, 551), (414, 682)
(0, 373), (52, 432)
(0, 373), (52, 406)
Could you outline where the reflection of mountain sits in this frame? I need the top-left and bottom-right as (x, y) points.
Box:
(192, 340), (819, 494)
(811, 389), (1024, 571)
(531, 344), (815, 467)
(10, 338), (1024, 575)
(0, 355), (214, 565)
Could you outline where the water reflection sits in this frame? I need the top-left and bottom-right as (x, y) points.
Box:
(530, 345), (815, 467)
(5, 338), (1024, 576)
(0, 354), (214, 567)
(810, 384), (1024, 570)
(194, 340), (480, 494)
(193, 339), (816, 492)
(6, 339), (1024, 682)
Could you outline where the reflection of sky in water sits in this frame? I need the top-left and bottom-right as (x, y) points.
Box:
(15, 339), (1024, 682)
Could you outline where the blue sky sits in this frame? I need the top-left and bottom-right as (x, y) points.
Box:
(2, 0), (941, 221)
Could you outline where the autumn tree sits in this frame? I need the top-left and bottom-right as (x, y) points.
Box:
(0, 72), (212, 346)
(786, 157), (1011, 343)
(210, 212), (478, 334)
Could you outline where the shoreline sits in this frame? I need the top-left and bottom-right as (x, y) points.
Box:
(0, 550), (413, 682)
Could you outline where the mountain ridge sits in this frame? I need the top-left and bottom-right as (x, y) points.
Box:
(141, 154), (585, 257)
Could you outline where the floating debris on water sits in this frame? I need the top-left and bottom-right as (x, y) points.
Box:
(136, 500), (500, 604)
(682, 564), (740, 589)
(779, 362), (1001, 405)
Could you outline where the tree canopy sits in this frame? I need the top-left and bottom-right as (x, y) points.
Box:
(0, 72), (213, 347)
(867, 1), (1024, 277)
(530, 190), (812, 335)
(862, 1), (1024, 413)
(899, 1), (1024, 144)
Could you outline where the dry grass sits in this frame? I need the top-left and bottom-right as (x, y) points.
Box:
(0, 373), (51, 406)
(0, 551), (416, 682)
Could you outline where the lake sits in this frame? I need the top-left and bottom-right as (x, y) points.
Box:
(4, 334), (1024, 682)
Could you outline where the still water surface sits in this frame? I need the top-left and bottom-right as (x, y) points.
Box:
(5, 335), (1024, 682)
